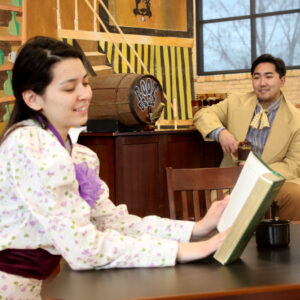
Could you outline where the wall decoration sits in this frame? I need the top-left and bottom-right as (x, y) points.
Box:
(98, 40), (194, 121)
(11, 0), (22, 7)
(100, 0), (193, 38)
(8, 11), (20, 36)
(0, 49), (4, 65)
(3, 71), (13, 96)
(133, 0), (152, 22)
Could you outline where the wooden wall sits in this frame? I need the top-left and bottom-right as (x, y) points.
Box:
(26, 0), (57, 39)
(25, 0), (300, 110)
(26, 0), (98, 39)
(107, 0), (187, 32)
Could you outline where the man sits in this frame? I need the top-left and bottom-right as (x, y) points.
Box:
(193, 54), (300, 220)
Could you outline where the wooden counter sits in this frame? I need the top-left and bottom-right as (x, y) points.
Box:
(78, 129), (223, 217)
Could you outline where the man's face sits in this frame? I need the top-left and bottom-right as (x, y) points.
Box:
(252, 62), (285, 107)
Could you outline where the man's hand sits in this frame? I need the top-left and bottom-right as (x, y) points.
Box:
(218, 129), (239, 154)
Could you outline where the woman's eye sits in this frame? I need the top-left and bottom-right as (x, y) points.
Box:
(64, 88), (75, 92)
(83, 82), (90, 86)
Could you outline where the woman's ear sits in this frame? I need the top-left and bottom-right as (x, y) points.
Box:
(22, 90), (43, 111)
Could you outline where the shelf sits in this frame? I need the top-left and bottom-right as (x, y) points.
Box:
(0, 96), (15, 103)
(0, 65), (13, 71)
(0, 35), (21, 41)
(0, 0), (24, 108)
(0, 56), (14, 71)
(0, 4), (22, 12)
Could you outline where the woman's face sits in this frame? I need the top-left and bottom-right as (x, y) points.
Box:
(37, 58), (92, 140)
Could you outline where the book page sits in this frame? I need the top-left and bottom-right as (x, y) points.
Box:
(217, 152), (271, 232)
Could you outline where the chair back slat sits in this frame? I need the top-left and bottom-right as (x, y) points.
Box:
(217, 189), (225, 200)
(192, 190), (201, 221)
(181, 191), (189, 220)
(204, 189), (212, 210)
(166, 168), (177, 219)
(166, 166), (242, 221)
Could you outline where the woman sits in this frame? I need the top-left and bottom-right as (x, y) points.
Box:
(0, 36), (228, 299)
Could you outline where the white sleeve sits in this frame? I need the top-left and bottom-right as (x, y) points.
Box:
(72, 144), (194, 243)
(5, 126), (183, 270)
(91, 189), (194, 243)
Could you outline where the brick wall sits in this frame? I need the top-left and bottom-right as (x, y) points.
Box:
(194, 70), (300, 108)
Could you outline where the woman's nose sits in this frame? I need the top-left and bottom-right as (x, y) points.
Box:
(78, 84), (92, 100)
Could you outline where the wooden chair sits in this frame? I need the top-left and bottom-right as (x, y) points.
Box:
(166, 166), (242, 221)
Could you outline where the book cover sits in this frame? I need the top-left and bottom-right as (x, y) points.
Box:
(214, 152), (285, 265)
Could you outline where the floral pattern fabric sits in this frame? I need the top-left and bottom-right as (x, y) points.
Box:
(0, 120), (194, 271)
(0, 270), (42, 300)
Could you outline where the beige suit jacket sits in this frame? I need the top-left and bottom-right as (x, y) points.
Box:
(193, 91), (300, 185)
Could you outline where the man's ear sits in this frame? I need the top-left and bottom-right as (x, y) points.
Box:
(280, 76), (286, 88)
(22, 90), (43, 111)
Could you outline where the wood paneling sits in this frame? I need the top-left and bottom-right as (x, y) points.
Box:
(78, 130), (223, 217)
(108, 0), (187, 31)
(26, 0), (57, 39)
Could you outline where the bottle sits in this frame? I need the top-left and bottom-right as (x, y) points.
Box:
(0, 49), (4, 65)
(11, 0), (22, 7)
(3, 71), (14, 96)
(191, 100), (200, 116)
(3, 105), (11, 122)
(8, 11), (20, 36)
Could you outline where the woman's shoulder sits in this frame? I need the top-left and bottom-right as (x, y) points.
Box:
(72, 143), (99, 165)
(2, 120), (64, 156)
(6, 120), (50, 142)
(3, 120), (44, 143)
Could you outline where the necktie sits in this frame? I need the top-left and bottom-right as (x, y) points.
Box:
(250, 104), (270, 129)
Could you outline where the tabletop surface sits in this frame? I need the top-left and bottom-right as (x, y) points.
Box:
(42, 224), (300, 300)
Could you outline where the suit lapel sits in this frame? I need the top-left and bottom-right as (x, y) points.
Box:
(232, 94), (257, 141)
(262, 98), (292, 162)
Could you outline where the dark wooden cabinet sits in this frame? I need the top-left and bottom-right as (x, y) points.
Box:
(78, 130), (223, 217)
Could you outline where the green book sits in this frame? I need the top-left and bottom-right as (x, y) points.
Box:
(214, 151), (285, 265)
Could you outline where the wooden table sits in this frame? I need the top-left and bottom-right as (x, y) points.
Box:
(42, 224), (300, 300)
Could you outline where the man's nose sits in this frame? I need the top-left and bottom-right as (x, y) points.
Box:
(259, 77), (266, 85)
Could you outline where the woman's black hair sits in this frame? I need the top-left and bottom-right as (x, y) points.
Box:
(0, 36), (83, 143)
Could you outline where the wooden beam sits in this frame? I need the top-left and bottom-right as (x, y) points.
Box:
(156, 119), (193, 126)
(58, 29), (194, 48)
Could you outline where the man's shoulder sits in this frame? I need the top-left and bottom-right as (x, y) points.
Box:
(288, 105), (300, 127)
(281, 95), (300, 128)
(225, 91), (256, 105)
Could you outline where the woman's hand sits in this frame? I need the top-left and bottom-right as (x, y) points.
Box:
(177, 229), (229, 263)
(191, 196), (230, 239)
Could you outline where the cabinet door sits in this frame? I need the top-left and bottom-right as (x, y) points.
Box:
(115, 135), (164, 217)
(78, 135), (116, 203)
(164, 131), (222, 168)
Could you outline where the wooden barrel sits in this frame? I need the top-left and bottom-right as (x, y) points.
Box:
(88, 73), (164, 127)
